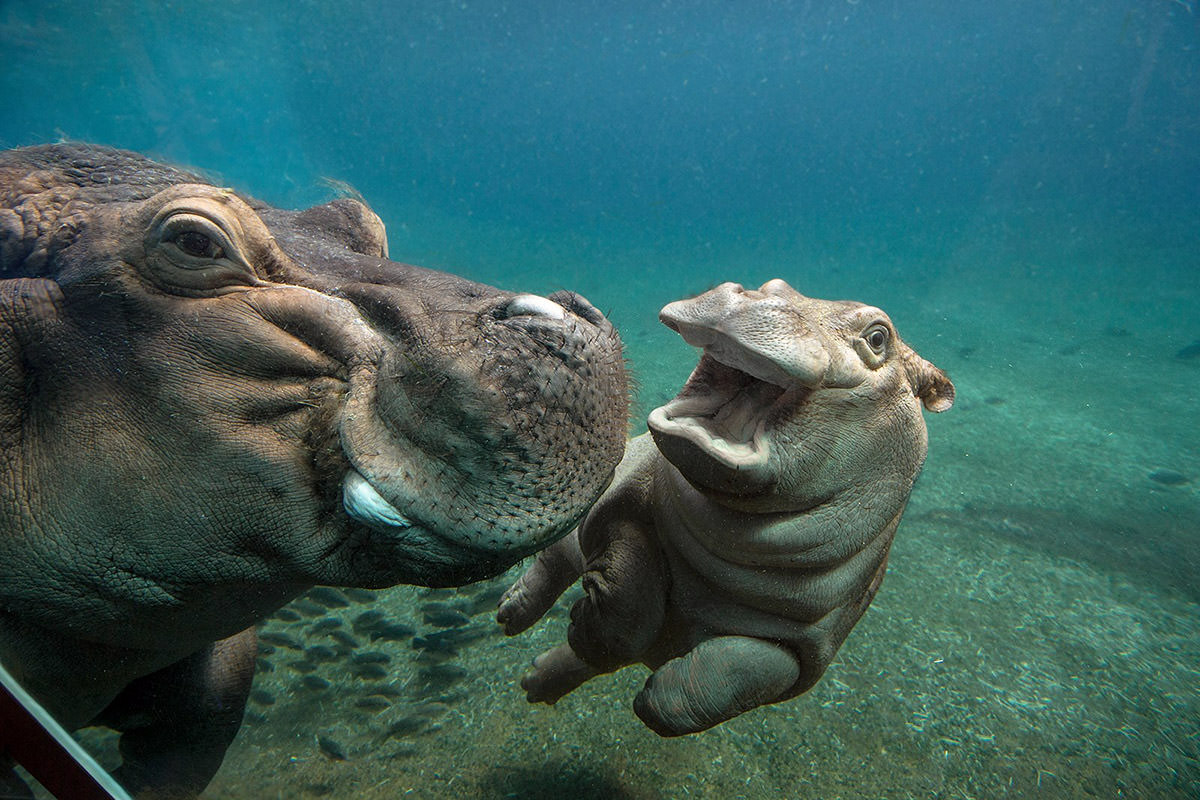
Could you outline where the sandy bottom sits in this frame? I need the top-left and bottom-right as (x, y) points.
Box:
(56, 228), (1200, 799)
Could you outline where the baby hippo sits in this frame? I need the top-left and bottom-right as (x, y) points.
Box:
(497, 279), (954, 736)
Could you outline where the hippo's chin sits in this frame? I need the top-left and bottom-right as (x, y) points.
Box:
(648, 353), (798, 495)
(339, 468), (517, 587)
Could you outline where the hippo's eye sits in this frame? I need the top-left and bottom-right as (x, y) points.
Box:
(864, 325), (889, 354)
(174, 230), (224, 260)
(157, 213), (241, 270)
(146, 203), (262, 294)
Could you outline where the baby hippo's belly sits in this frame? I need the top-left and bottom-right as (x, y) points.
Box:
(652, 505), (897, 656)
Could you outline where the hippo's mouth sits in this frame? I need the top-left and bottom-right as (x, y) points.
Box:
(342, 469), (414, 531)
(648, 349), (800, 475)
(328, 289), (629, 587)
(338, 467), (513, 583)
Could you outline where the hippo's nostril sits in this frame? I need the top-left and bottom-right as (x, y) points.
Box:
(500, 294), (567, 321)
(547, 290), (606, 326)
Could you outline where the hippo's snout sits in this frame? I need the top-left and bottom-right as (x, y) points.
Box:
(659, 281), (832, 388)
(337, 283), (629, 586)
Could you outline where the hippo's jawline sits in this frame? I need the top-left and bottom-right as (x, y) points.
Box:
(648, 352), (797, 469)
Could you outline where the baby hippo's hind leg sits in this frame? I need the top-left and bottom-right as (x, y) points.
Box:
(498, 530), (586, 635)
(520, 643), (601, 704)
(634, 636), (801, 737)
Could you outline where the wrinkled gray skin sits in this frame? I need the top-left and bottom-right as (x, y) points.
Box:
(498, 279), (953, 736)
(0, 144), (628, 798)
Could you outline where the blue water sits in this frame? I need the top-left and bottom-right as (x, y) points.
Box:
(5, 1), (1197, 256)
(2, 1), (1198, 798)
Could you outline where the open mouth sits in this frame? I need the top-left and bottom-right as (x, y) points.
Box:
(647, 350), (796, 472)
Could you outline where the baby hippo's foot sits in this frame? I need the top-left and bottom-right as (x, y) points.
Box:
(521, 644), (599, 705)
(633, 636), (801, 737)
(497, 533), (585, 635)
(497, 579), (548, 636)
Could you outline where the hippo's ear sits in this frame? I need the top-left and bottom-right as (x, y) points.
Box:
(294, 198), (389, 259)
(906, 355), (955, 413)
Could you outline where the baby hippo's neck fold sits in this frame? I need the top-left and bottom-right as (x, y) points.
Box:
(653, 457), (906, 624)
(655, 458), (907, 572)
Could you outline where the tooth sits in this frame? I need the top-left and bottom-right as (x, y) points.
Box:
(505, 294), (566, 320)
(343, 470), (412, 529)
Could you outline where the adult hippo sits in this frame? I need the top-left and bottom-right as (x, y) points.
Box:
(499, 279), (953, 736)
(0, 143), (628, 797)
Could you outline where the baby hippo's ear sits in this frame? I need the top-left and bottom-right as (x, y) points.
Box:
(905, 353), (955, 412)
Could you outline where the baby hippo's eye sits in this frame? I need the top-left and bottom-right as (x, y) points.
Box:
(864, 324), (889, 354)
(174, 230), (224, 260)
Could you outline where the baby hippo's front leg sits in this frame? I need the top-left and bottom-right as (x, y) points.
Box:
(513, 517), (668, 705)
(498, 530), (586, 635)
(634, 636), (801, 737)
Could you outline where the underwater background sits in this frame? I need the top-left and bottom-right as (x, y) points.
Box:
(2, 0), (1198, 797)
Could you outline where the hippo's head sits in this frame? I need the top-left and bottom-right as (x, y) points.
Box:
(0, 144), (628, 653)
(648, 279), (952, 512)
